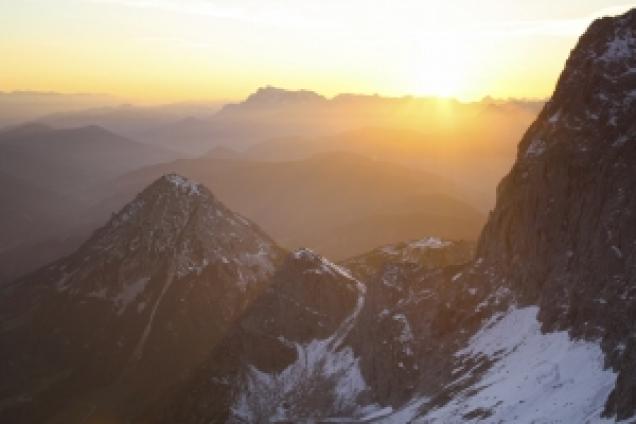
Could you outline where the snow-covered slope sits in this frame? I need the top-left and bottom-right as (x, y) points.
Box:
(231, 250), (369, 422)
(420, 307), (617, 423)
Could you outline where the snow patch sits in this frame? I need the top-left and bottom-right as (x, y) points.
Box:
(410, 237), (451, 249)
(613, 135), (629, 147)
(548, 108), (562, 124)
(393, 313), (414, 356)
(611, 245), (623, 259)
(164, 174), (201, 195)
(230, 273), (368, 421)
(525, 138), (546, 158)
(295, 248), (358, 283)
(600, 31), (636, 63)
(418, 306), (617, 423)
(114, 277), (150, 314)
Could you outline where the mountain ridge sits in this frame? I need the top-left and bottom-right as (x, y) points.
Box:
(0, 174), (285, 422)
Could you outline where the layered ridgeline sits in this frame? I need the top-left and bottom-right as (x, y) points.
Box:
(152, 238), (476, 423)
(0, 174), (285, 422)
(150, 8), (636, 423)
(2, 9), (635, 424)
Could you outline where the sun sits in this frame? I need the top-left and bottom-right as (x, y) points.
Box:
(411, 32), (470, 99)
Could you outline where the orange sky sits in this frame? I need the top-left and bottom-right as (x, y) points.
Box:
(2, 1), (635, 103)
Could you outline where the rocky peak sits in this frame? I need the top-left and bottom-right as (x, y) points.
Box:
(243, 86), (326, 106)
(476, 8), (636, 419)
(0, 175), (286, 422)
(85, 173), (281, 284)
(517, 9), (635, 165)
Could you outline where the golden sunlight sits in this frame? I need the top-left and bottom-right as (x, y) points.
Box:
(411, 32), (470, 98)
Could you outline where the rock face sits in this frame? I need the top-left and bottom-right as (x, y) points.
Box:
(344, 236), (475, 281)
(150, 9), (636, 423)
(476, 8), (636, 420)
(153, 239), (481, 423)
(2, 9), (636, 424)
(0, 174), (285, 422)
(157, 249), (366, 423)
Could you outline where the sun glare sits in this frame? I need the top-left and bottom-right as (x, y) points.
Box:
(411, 32), (472, 99)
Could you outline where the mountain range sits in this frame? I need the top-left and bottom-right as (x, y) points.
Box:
(1, 8), (635, 424)
(0, 124), (177, 256)
(0, 149), (485, 285)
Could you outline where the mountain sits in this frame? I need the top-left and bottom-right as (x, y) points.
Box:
(0, 91), (117, 127)
(88, 152), (485, 261)
(0, 124), (180, 278)
(237, 85), (327, 107)
(147, 8), (636, 422)
(474, 9), (636, 419)
(233, 119), (538, 210)
(144, 88), (540, 156)
(37, 102), (223, 146)
(139, 87), (333, 154)
(152, 248), (366, 422)
(0, 124), (178, 198)
(343, 237), (475, 281)
(2, 8), (634, 424)
(151, 238), (477, 422)
(0, 175), (285, 422)
(1, 151), (483, 285)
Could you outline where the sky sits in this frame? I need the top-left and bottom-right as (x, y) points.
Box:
(1, 0), (635, 103)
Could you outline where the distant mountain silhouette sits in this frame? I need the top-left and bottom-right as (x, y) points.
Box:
(81, 152), (485, 261)
(236, 124), (539, 210)
(0, 124), (179, 282)
(0, 91), (117, 127)
(137, 88), (541, 155)
(0, 123), (178, 197)
(37, 102), (222, 143)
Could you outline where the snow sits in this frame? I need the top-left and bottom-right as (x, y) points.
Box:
(417, 306), (617, 423)
(295, 248), (358, 283)
(393, 314), (414, 356)
(410, 237), (451, 249)
(164, 174), (201, 195)
(548, 108), (562, 124)
(230, 269), (369, 422)
(611, 245), (623, 259)
(613, 135), (629, 148)
(132, 264), (176, 361)
(87, 287), (107, 299)
(525, 138), (546, 158)
(381, 245), (400, 255)
(114, 277), (150, 315)
(238, 244), (277, 288)
(600, 31), (635, 63)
